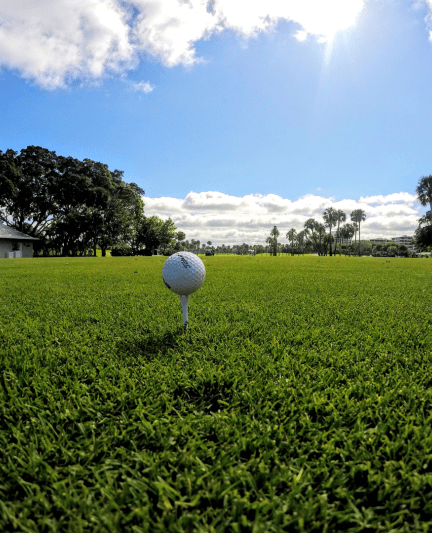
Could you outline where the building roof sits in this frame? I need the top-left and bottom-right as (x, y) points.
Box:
(0, 224), (39, 240)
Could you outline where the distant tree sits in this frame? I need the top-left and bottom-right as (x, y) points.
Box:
(416, 175), (432, 213)
(265, 237), (272, 256)
(323, 207), (338, 256)
(286, 228), (297, 256)
(351, 209), (367, 256)
(335, 210), (347, 255)
(188, 239), (200, 254)
(415, 212), (432, 253)
(0, 146), (59, 236)
(340, 223), (355, 253)
(304, 218), (319, 253)
(350, 220), (359, 254)
(315, 222), (327, 255)
(322, 233), (333, 256)
(136, 216), (177, 255)
(398, 243), (409, 257)
(359, 240), (372, 256)
(172, 231), (186, 252)
(416, 177), (432, 256)
(269, 226), (279, 256)
(297, 230), (307, 255)
(0, 146), (144, 256)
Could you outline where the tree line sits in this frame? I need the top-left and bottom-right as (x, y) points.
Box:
(2, 147), (432, 258)
(0, 146), (182, 256)
(265, 207), (367, 257)
(204, 176), (432, 257)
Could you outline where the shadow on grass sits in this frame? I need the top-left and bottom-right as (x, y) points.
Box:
(115, 328), (184, 362)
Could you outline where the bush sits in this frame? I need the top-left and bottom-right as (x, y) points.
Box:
(136, 249), (155, 256)
(110, 243), (133, 256)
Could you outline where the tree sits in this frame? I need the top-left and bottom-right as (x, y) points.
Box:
(416, 176), (432, 256)
(351, 209), (366, 256)
(416, 175), (432, 213)
(269, 225), (279, 256)
(173, 231), (187, 252)
(340, 223), (355, 254)
(297, 230), (307, 255)
(415, 212), (432, 252)
(316, 223), (326, 256)
(335, 210), (347, 256)
(135, 216), (177, 255)
(0, 146), (145, 256)
(191, 239), (201, 254)
(265, 237), (273, 256)
(286, 228), (297, 256)
(0, 146), (59, 237)
(323, 207), (338, 256)
(304, 218), (319, 254)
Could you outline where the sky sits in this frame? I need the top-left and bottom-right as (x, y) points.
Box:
(1, 0), (432, 245)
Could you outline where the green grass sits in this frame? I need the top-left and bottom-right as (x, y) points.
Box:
(1, 254), (432, 532)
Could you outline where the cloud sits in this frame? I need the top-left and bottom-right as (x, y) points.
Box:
(130, 80), (154, 93)
(294, 30), (308, 42)
(359, 192), (419, 206)
(0, 0), (136, 89)
(142, 191), (422, 245)
(0, 0), (366, 89)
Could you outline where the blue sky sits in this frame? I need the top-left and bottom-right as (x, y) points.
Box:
(1, 0), (432, 244)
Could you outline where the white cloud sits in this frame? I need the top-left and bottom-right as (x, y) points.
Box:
(294, 30), (308, 42)
(143, 191), (422, 245)
(0, 0), (366, 89)
(359, 192), (418, 206)
(415, 1), (432, 42)
(0, 0), (136, 89)
(130, 80), (154, 92)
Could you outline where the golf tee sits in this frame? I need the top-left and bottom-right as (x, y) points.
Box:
(178, 294), (190, 331)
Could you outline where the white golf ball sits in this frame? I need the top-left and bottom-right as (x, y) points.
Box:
(162, 252), (206, 295)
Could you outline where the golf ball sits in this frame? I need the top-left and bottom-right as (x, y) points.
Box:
(162, 252), (206, 295)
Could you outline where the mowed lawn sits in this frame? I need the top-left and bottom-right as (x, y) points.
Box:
(1, 254), (432, 532)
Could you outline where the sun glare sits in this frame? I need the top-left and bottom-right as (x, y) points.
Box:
(293, 0), (364, 44)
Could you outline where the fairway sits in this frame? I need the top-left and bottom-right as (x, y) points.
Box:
(1, 255), (432, 532)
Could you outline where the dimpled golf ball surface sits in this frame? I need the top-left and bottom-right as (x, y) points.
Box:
(162, 252), (206, 295)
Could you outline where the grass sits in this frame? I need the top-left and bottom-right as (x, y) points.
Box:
(1, 254), (432, 532)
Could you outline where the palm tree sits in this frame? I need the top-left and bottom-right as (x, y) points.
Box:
(265, 236), (272, 255)
(269, 225), (280, 256)
(350, 220), (359, 254)
(335, 210), (346, 255)
(316, 223), (326, 255)
(351, 209), (366, 256)
(297, 230), (307, 255)
(416, 176), (432, 257)
(302, 228), (311, 254)
(286, 228), (297, 256)
(323, 207), (338, 256)
(304, 218), (318, 254)
(340, 223), (355, 254)
(416, 175), (432, 213)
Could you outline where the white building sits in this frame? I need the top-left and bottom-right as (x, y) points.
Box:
(0, 224), (39, 258)
(369, 235), (416, 251)
(391, 235), (414, 246)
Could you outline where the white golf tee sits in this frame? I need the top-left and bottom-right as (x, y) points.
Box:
(178, 294), (190, 331)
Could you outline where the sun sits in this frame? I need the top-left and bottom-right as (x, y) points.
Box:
(293, 0), (364, 44)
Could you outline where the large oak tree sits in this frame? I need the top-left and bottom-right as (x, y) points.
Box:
(0, 146), (144, 256)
